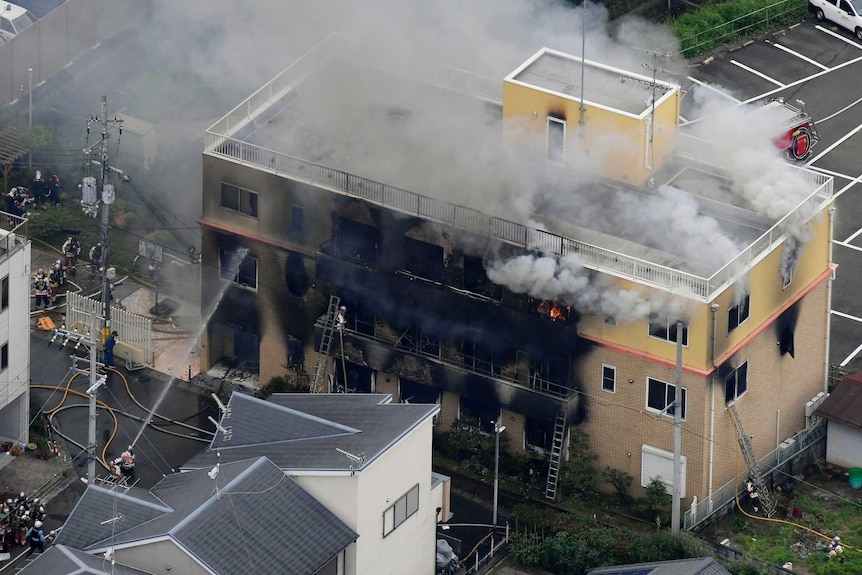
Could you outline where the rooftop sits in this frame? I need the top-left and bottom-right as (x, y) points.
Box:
(817, 374), (862, 429)
(506, 47), (677, 117)
(204, 34), (832, 301)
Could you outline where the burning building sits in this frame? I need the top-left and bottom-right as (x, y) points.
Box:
(198, 36), (834, 521)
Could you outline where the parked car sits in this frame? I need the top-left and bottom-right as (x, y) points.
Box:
(0, 2), (36, 36)
(810, 0), (862, 40)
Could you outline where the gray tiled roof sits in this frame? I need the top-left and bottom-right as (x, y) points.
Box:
(58, 457), (356, 575)
(588, 557), (731, 575)
(182, 393), (439, 472)
(54, 484), (171, 550)
(18, 545), (154, 575)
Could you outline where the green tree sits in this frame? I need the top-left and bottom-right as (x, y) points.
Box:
(558, 427), (598, 499)
(635, 476), (671, 524)
(603, 466), (634, 504)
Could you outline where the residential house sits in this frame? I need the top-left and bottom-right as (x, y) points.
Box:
(0, 213), (29, 451)
(180, 392), (447, 575)
(55, 456), (358, 575)
(17, 544), (154, 575)
(816, 372), (862, 469)
(197, 34), (834, 523)
(588, 557), (732, 575)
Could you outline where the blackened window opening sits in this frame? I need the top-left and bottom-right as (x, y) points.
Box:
(336, 218), (379, 265)
(649, 314), (688, 346)
(404, 238), (444, 283)
(525, 417), (551, 452)
(463, 256), (502, 299)
(724, 361), (748, 404)
(290, 204), (305, 241)
(400, 378), (440, 404)
(335, 363), (373, 393)
(728, 294), (750, 333)
(285, 253), (308, 298)
(459, 396), (498, 434)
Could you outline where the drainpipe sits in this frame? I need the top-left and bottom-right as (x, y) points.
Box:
(708, 303), (719, 514)
(824, 207), (836, 392)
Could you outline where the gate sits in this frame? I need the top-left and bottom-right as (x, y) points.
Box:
(66, 292), (153, 365)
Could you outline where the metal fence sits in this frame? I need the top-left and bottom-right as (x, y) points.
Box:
(683, 419), (826, 530)
(0, 211), (28, 266)
(66, 291), (153, 365)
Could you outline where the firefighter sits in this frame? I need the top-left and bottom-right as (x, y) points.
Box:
(15, 509), (30, 546)
(49, 261), (64, 305)
(14, 492), (28, 511)
(120, 445), (135, 475)
(62, 236), (81, 277)
(0, 516), (10, 553)
(32, 171), (49, 206)
(89, 242), (103, 278)
(33, 269), (50, 310)
(827, 536), (844, 559)
(104, 331), (118, 368)
(746, 478), (760, 513)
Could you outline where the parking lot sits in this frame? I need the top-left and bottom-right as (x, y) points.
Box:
(676, 16), (862, 372)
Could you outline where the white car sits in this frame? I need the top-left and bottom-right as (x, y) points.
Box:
(811, 0), (862, 39)
(0, 2), (36, 37)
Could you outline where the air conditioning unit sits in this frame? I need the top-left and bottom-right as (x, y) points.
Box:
(778, 438), (795, 454)
(805, 391), (828, 418)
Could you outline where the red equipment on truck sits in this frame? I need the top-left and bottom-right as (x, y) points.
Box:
(763, 97), (819, 161)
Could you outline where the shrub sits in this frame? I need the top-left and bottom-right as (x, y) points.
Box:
(635, 477), (672, 524)
(603, 466), (634, 503)
(559, 428), (599, 499)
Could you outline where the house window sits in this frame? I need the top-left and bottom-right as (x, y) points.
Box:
(604, 315), (617, 327)
(0, 276), (7, 310)
(383, 484), (420, 537)
(641, 444), (687, 497)
(1, 342), (7, 371)
(728, 294), (750, 333)
(403, 237), (444, 283)
(782, 270), (792, 290)
(647, 377), (686, 420)
(648, 314), (688, 346)
(547, 117), (565, 164)
(602, 364), (616, 393)
(725, 361), (748, 404)
(290, 204), (304, 240)
(220, 183), (258, 218)
(219, 248), (258, 289)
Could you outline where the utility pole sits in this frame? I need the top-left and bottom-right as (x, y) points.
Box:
(671, 321), (683, 532)
(50, 314), (106, 483)
(97, 96), (117, 341)
(491, 420), (505, 556)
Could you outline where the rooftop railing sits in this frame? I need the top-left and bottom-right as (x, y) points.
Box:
(205, 38), (834, 303)
(0, 212), (28, 265)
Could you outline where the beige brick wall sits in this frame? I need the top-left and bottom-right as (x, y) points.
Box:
(377, 372), (399, 398)
(438, 391), (460, 431)
(500, 408), (526, 453)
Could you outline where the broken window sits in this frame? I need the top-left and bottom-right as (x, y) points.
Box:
(525, 417), (551, 453)
(403, 237), (444, 282)
(400, 378), (440, 404)
(290, 204), (304, 241)
(285, 252), (308, 297)
(219, 247), (257, 289)
(724, 361), (748, 404)
(728, 294), (750, 334)
(547, 116), (566, 164)
(649, 314), (688, 346)
(220, 183), (258, 218)
(647, 377), (686, 420)
(336, 218), (379, 265)
(459, 397), (498, 434)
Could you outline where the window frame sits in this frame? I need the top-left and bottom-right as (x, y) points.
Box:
(646, 377), (687, 420)
(218, 247), (258, 290)
(648, 314), (689, 346)
(220, 182), (259, 218)
(724, 361), (749, 405)
(1, 276), (7, 311)
(547, 116), (566, 164)
(382, 484), (420, 537)
(601, 364), (616, 393)
(782, 270), (792, 290)
(1, 342), (8, 371)
(727, 294), (750, 334)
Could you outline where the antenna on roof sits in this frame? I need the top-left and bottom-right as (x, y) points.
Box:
(335, 447), (366, 476)
(211, 393), (231, 418)
(100, 514), (124, 525)
(207, 416), (232, 442)
(209, 452), (222, 500)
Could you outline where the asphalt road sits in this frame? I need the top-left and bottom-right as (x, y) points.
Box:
(28, 331), (216, 489)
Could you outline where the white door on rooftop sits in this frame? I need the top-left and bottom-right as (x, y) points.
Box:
(547, 117), (566, 165)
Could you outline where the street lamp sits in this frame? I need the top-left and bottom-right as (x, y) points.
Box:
(491, 420), (506, 554)
(27, 68), (32, 128)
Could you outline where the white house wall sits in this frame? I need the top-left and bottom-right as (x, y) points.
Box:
(292, 417), (436, 575)
(825, 421), (862, 469)
(0, 242), (30, 445)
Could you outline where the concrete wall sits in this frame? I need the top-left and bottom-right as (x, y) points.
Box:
(0, 240), (30, 446)
(0, 0), (136, 106)
(825, 421), (862, 469)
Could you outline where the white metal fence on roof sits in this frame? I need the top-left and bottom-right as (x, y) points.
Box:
(204, 37), (834, 303)
(66, 292), (153, 365)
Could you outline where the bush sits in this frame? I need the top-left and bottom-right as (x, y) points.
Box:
(668, 0), (810, 57)
(634, 477), (672, 525)
(255, 372), (310, 398)
(559, 428), (599, 500)
(603, 466), (634, 503)
(27, 205), (76, 241)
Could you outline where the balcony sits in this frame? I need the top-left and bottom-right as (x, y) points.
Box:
(0, 212), (27, 266)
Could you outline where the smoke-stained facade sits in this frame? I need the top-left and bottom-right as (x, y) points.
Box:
(199, 36), (834, 510)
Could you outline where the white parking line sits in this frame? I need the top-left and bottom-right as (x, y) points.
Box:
(840, 341), (862, 367)
(816, 93), (862, 125)
(771, 42), (830, 70)
(744, 50), (862, 106)
(832, 310), (862, 323)
(806, 123), (862, 166)
(808, 165), (856, 181)
(816, 24), (862, 48)
(730, 60), (785, 87)
(844, 228), (862, 243)
(686, 76), (740, 102)
(833, 239), (862, 252)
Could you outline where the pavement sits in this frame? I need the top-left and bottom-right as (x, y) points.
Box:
(0, 243), (209, 568)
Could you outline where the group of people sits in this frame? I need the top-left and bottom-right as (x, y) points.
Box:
(0, 491), (53, 557)
(4, 171), (61, 218)
(32, 237), (104, 310)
